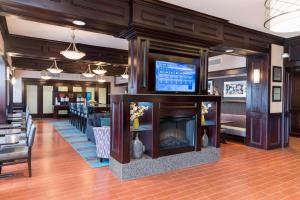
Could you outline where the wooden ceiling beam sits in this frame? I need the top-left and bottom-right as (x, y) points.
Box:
(7, 34), (128, 64)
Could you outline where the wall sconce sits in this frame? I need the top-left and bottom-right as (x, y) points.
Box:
(253, 69), (260, 83)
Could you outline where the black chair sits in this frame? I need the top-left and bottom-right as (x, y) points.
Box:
(0, 124), (36, 177)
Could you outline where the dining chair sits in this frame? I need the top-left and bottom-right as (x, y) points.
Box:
(0, 124), (36, 177)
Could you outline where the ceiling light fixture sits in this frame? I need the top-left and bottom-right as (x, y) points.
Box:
(97, 75), (106, 83)
(121, 67), (129, 79)
(10, 67), (16, 85)
(82, 64), (95, 78)
(60, 30), (86, 60)
(93, 63), (107, 75)
(72, 20), (86, 26)
(282, 53), (290, 58)
(41, 70), (51, 80)
(225, 49), (234, 53)
(264, 0), (300, 33)
(47, 60), (63, 74)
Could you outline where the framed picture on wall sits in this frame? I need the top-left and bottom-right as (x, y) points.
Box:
(272, 86), (281, 102)
(208, 80), (213, 94)
(272, 66), (282, 82)
(115, 76), (128, 86)
(223, 80), (247, 98)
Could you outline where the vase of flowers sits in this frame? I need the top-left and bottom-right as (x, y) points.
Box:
(130, 102), (148, 130)
(201, 103), (209, 125)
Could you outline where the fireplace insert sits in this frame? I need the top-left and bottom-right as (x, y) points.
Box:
(159, 116), (196, 155)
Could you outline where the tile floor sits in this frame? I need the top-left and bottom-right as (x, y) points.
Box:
(1, 120), (300, 200)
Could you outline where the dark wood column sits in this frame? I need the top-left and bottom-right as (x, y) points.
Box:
(127, 37), (149, 94)
(246, 54), (270, 149)
(200, 49), (209, 95)
(0, 56), (7, 123)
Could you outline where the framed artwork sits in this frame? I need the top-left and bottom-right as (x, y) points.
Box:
(208, 80), (213, 94)
(272, 86), (281, 102)
(223, 80), (247, 98)
(272, 66), (282, 82)
(115, 76), (128, 86)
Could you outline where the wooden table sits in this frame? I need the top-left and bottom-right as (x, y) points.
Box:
(0, 135), (19, 146)
(7, 113), (24, 118)
(0, 129), (22, 136)
(53, 105), (69, 119)
(0, 124), (21, 129)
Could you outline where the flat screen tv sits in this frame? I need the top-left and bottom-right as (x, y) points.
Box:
(155, 60), (196, 93)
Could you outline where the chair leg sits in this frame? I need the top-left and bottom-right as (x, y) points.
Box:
(0, 162), (2, 174)
(28, 157), (32, 177)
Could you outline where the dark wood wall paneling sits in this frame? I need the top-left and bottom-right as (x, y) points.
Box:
(284, 37), (300, 138)
(0, 16), (9, 122)
(0, 57), (6, 123)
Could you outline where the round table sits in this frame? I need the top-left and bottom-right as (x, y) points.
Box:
(0, 135), (20, 146)
(0, 129), (22, 136)
(0, 124), (21, 129)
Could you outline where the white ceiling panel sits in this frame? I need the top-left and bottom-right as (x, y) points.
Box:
(6, 15), (128, 50)
(161, 0), (300, 38)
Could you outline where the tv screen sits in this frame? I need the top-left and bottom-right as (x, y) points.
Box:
(155, 60), (196, 92)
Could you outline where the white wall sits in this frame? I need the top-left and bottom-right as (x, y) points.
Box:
(270, 44), (284, 114)
(13, 69), (127, 103)
(208, 54), (246, 72)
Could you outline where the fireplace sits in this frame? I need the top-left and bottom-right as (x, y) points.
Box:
(159, 116), (196, 156)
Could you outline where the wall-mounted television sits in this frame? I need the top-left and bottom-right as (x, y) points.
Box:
(155, 60), (196, 93)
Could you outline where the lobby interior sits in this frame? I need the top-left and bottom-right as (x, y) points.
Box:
(1, 0), (300, 200)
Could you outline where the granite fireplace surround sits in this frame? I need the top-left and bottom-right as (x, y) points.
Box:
(109, 94), (221, 180)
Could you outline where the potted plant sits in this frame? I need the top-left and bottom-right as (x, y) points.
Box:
(130, 102), (148, 130)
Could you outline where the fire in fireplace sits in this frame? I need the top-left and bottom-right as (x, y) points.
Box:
(160, 116), (196, 150)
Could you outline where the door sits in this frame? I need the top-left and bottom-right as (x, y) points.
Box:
(98, 87), (107, 104)
(43, 85), (54, 118)
(26, 85), (39, 118)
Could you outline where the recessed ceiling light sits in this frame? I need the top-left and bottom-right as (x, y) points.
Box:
(72, 20), (86, 26)
(225, 49), (234, 53)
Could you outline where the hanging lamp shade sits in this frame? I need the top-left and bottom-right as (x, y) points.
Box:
(47, 60), (63, 74)
(264, 0), (300, 33)
(97, 75), (106, 83)
(60, 30), (86, 60)
(121, 67), (129, 79)
(82, 64), (95, 78)
(93, 63), (107, 75)
(41, 70), (51, 80)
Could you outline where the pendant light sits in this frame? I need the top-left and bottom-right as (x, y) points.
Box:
(11, 67), (16, 85)
(93, 62), (107, 75)
(121, 67), (129, 79)
(82, 64), (95, 78)
(97, 75), (106, 83)
(47, 60), (63, 74)
(264, 0), (300, 33)
(41, 70), (51, 80)
(60, 30), (86, 60)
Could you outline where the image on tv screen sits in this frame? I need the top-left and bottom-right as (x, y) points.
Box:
(155, 60), (196, 92)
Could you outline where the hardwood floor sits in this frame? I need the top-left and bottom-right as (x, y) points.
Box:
(1, 120), (300, 200)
